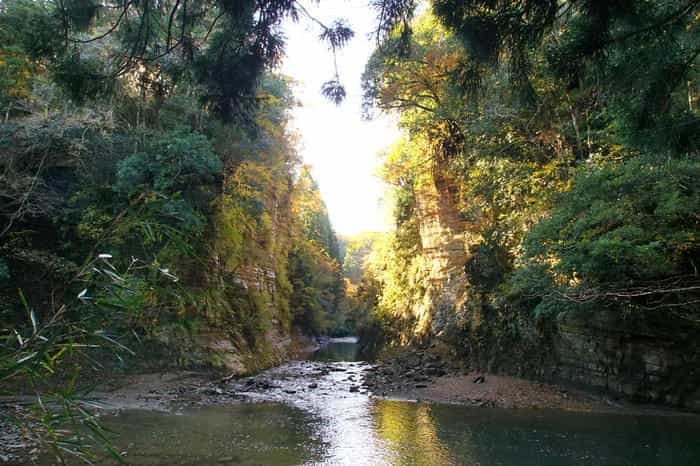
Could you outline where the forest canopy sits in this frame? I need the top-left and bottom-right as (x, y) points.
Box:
(0, 2), (356, 460)
(358, 0), (700, 345)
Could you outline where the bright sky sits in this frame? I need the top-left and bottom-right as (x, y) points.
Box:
(280, 0), (400, 236)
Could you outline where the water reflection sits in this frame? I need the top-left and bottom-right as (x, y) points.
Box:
(312, 338), (360, 362)
(306, 380), (390, 466)
(80, 341), (700, 466)
(374, 401), (461, 465)
(372, 401), (700, 466)
(235, 360), (391, 466)
(96, 404), (323, 466)
(93, 399), (700, 466)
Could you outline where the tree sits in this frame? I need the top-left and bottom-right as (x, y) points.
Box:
(512, 155), (700, 319)
(0, 0), (358, 116)
(288, 168), (346, 335)
(360, 2), (700, 348)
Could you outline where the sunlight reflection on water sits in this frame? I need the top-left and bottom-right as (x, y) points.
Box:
(90, 341), (700, 466)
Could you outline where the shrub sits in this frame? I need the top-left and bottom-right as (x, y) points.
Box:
(512, 155), (700, 317)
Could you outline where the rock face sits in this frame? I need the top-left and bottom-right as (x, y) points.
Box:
(415, 165), (468, 286)
(234, 265), (277, 294)
(160, 159), (298, 375)
(553, 312), (700, 410)
(403, 160), (700, 410)
(411, 160), (471, 337)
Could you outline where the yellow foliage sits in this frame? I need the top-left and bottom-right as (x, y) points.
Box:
(0, 47), (34, 105)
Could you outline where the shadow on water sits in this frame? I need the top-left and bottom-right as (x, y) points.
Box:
(86, 339), (700, 466)
(96, 404), (323, 466)
(372, 401), (700, 466)
(311, 337), (360, 362)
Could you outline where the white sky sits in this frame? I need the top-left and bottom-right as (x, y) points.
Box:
(280, 0), (400, 236)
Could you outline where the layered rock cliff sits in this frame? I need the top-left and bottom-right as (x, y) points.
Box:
(399, 159), (700, 410)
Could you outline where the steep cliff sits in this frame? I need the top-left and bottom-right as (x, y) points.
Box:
(412, 158), (469, 337)
(392, 168), (700, 410)
(361, 7), (700, 411)
(0, 77), (343, 379)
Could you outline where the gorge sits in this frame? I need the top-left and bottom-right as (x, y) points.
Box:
(1, 0), (700, 464)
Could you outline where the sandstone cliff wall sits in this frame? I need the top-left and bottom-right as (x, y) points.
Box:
(407, 161), (700, 410)
(410, 160), (470, 336)
(553, 312), (700, 410)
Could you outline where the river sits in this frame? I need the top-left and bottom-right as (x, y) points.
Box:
(92, 338), (699, 465)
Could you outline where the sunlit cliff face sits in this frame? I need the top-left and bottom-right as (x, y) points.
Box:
(397, 152), (470, 339)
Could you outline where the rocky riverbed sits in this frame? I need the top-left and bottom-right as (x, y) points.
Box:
(78, 358), (616, 414)
(3, 340), (696, 464)
(361, 347), (694, 415)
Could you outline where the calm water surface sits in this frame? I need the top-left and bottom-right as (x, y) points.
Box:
(311, 337), (360, 362)
(98, 339), (700, 466)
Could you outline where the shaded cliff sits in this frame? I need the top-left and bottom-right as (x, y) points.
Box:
(371, 162), (700, 410)
(360, 7), (700, 411)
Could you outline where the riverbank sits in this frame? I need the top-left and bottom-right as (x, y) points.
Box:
(0, 333), (321, 464)
(84, 336), (328, 412)
(369, 369), (626, 412)
(86, 337), (361, 412)
(362, 347), (696, 416)
(88, 357), (694, 417)
(4, 338), (698, 465)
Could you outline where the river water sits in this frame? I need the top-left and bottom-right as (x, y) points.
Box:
(96, 339), (700, 466)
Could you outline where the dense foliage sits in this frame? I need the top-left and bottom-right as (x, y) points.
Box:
(513, 155), (700, 318)
(289, 167), (347, 336)
(0, 1), (351, 461)
(341, 232), (381, 285)
(358, 1), (700, 346)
